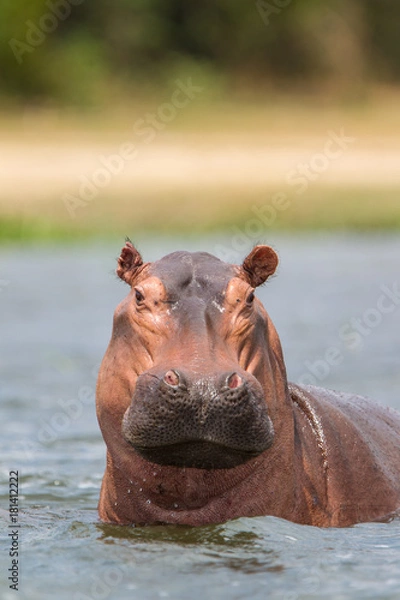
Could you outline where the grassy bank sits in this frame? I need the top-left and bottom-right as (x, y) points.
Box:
(1, 186), (400, 244)
(1, 94), (400, 244)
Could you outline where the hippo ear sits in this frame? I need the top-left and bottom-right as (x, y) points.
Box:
(117, 240), (144, 285)
(241, 245), (278, 287)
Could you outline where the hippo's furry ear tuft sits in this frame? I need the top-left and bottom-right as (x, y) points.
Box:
(242, 245), (279, 287)
(117, 241), (144, 284)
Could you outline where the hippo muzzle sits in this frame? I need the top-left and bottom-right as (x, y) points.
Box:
(97, 242), (400, 528)
(122, 367), (275, 469)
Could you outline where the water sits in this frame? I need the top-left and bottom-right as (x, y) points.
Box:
(1, 233), (400, 600)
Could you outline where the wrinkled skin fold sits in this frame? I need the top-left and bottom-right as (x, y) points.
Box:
(96, 242), (400, 527)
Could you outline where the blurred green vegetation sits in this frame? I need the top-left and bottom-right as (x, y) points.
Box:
(1, 1), (400, 243)
(1, 0), (400, 107)
(2, 186), (400, 244)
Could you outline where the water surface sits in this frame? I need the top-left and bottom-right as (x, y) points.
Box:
(1, 233), (400, 599)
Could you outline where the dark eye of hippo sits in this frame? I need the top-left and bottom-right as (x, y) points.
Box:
(246, 291), (255, 305)
(134, 288), (145, 305)
(120, 250), (276, 470)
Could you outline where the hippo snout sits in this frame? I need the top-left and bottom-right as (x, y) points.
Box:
(122, 367), (275, 469)
(162, 369), (243, 391)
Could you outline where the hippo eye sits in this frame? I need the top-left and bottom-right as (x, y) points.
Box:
(246, 291), (255, 305)
(134, 288), (145, 305)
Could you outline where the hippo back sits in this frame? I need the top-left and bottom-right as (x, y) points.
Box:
(290, 383), (400, 526)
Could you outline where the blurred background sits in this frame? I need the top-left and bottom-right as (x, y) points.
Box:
(1, 6), (400, 597)
(0, 0), (400, 240)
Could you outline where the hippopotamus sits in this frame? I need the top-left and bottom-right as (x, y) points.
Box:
(96, 241), (400, 527)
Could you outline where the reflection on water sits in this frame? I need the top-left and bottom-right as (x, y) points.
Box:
(1, 233), (400, 600)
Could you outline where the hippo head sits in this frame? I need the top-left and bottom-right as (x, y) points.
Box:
(97, 241), (286, 472)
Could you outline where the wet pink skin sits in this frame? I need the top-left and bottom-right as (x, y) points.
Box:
(96, 243), (400, 527)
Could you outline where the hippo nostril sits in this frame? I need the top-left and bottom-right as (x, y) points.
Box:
(163, 370), (180, 387)
(227, 372), (243, 390)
